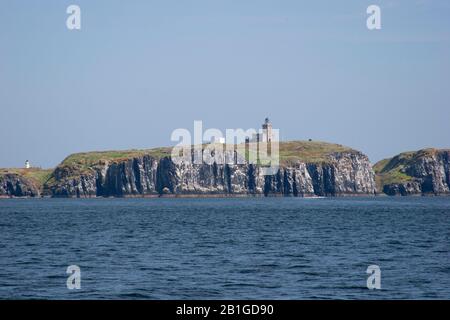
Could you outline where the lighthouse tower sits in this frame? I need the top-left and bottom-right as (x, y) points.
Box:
(25, 160), (30, 169)
(262, 117), (273, 142)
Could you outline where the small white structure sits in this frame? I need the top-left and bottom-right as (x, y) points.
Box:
(25, 160), (30, 169)
(247, 117), (274, 143)
(212, 137), (226, 144)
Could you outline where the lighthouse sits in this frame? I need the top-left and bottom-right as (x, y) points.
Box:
(25, 160), (30, 169)
(262, 117), (273, 143)
(246, 118), (274, 143)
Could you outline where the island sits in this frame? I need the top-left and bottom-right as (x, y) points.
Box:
(1, 142), (449, 198)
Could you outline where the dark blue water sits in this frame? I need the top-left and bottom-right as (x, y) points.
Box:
(0, 197), (449, 299)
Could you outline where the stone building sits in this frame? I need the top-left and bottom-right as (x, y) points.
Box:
(247, 117), (273, 143)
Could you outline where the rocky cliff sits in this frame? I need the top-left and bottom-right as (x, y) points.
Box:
(44, 141), (377, 198)
(374, 149), (450, 196)
(0, 168), (51, 197)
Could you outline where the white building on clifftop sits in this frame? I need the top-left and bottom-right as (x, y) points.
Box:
(247, 117), (274, 143)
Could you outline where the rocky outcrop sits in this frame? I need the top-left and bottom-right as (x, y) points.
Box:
(0, 173), (40, 197)
(382, 182), (422, 196)
(263, 152), (376, 197)
(48, 156), (159, 197)
(6, 145), (450, 198)
(46, 149), (376, 198)
(374, 149), (450, 196)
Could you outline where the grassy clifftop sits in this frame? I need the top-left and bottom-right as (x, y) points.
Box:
(58, 140), (356, 169)
(1, 140), (359, 194)
(60, 147), (173, 168)
(0, 168), (53, 191)
(373, 148), (448, 190)
(279, 140), (354, 165)
(2, 141), (370, 197)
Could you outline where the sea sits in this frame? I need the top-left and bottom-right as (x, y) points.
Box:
(0, 197), (449, 299)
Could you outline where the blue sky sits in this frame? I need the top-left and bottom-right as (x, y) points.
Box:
(1, 0), (449, 168)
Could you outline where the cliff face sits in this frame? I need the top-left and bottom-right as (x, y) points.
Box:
(0, 172), (40, 197)
(374, 149), (450, 196)
(263, 152), (376, 196)
(46, 143), (376, 198)
(6, 145), (450, 198)
(48, 155), (160, 197)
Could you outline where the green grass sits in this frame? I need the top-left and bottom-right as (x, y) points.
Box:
(1, 140), (360, 189)
(375, 169), (413, 188)
(0, 168), (53, 188)
(60, 147), (173, 170)
(278, 140), (354, 165)
(0, 141), (365, 192)
(58, 140), (355, 170)
(372, 148), (447, 190)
